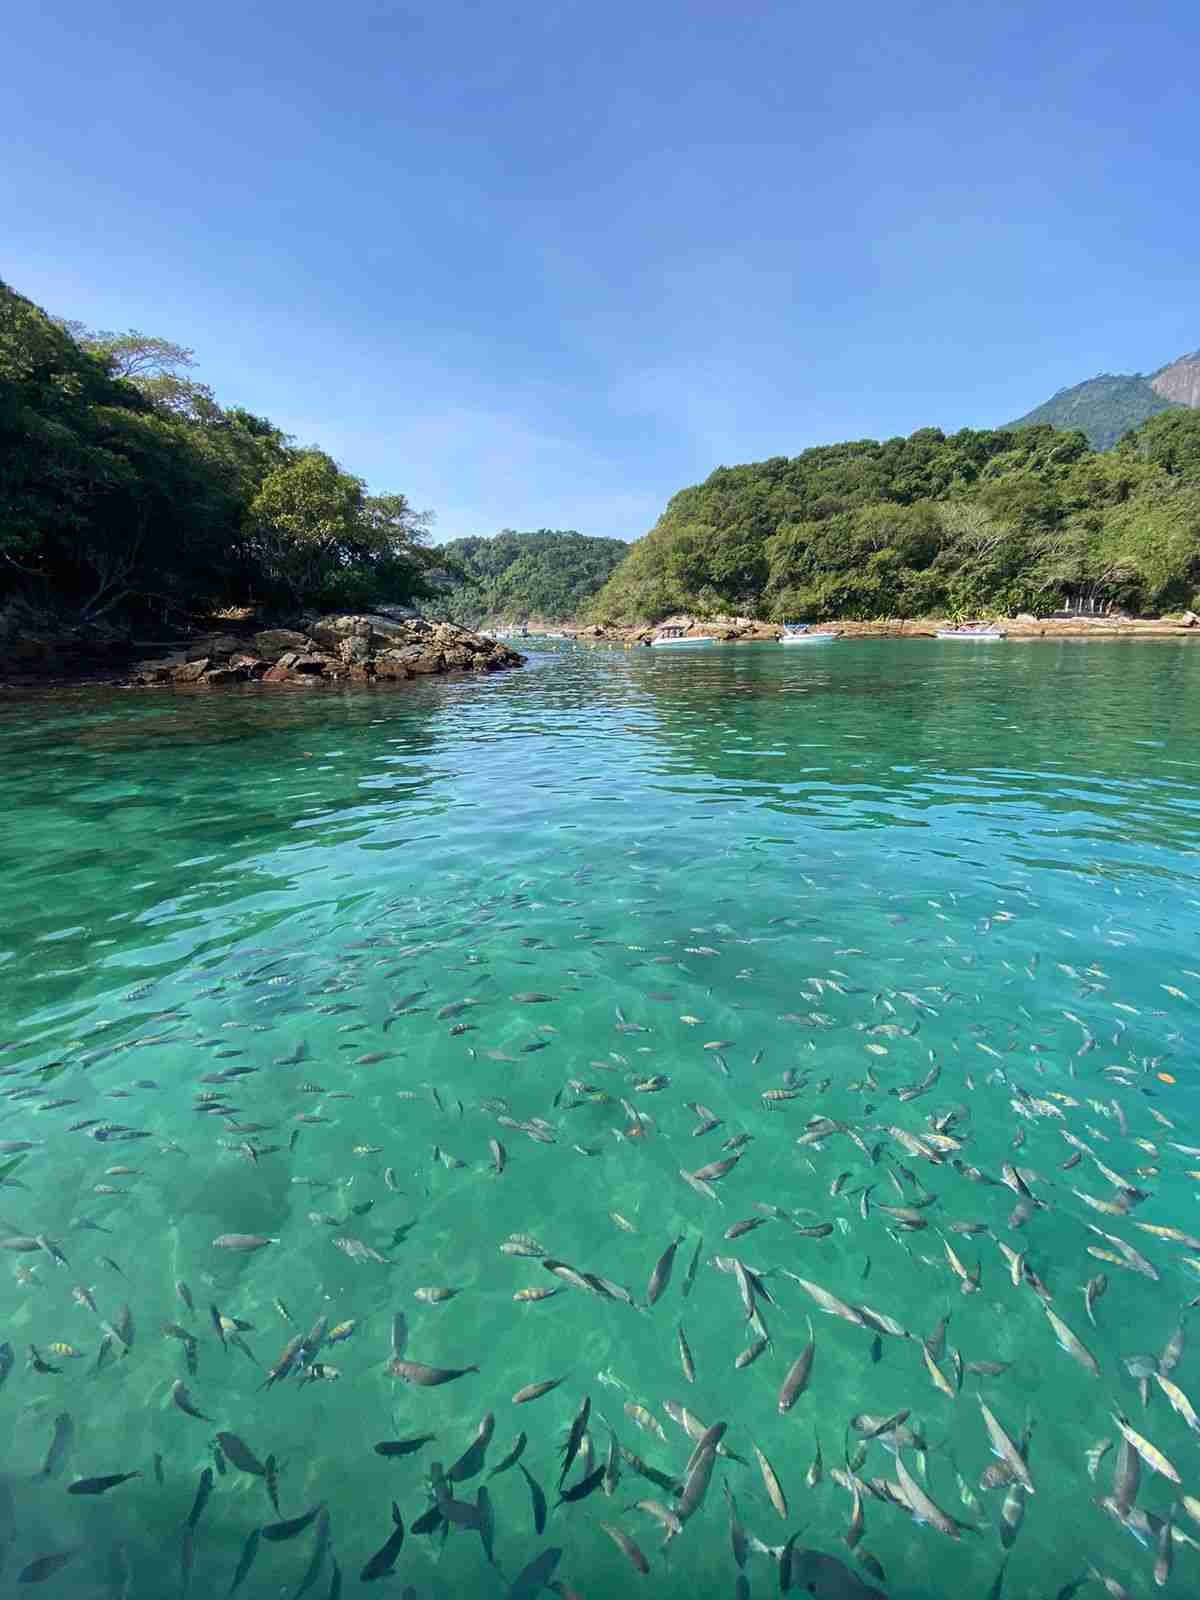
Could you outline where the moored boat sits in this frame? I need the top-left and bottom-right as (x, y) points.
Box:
(935, 623), (1007, 640)
(650, 626), (714, 648)
(779, 623), (837, 644)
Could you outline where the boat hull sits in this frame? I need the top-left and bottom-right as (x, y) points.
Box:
(779, 634), (836, 644)
(935, 630), (1006, 640)
(650, 637), (715, 648)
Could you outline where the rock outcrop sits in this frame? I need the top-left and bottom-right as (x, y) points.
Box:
(1150, 351), (1200, 410)
(129, 615), (524, 688)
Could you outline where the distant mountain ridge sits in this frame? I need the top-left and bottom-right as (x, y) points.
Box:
(1007, 349), (1200, 451)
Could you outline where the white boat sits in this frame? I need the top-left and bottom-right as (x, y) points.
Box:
(779, 623), (837, 644)
(650, 626), (714, 648)
(935, 624), (1007, 640)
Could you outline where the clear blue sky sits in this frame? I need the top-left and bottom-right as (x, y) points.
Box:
(5, 1), (1198, 543)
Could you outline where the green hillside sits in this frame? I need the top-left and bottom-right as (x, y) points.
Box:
(425, 530), (628, 624)
(586, 413), (1200, 624)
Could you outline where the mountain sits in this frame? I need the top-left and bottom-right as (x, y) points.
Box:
(1005, 373), (1181, 451)
(1006, 349), (1200, 451)
(423, 529), (629, 625)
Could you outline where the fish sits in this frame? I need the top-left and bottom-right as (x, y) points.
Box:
(978, 1398), (1035, 1495)
(212, 1233), (277, 1251)
(16, 1550), (79, 1584)
(599, 1522), (649, 1574)
(68, 1470), (141, 1495)
(375, 1434), (437, 1458)
(513, 1377), (564, 1404)
(40, 1413), (74, 1478)
(506, 1547), (563, 1599)
(556, 1464), (605, 1505)
(1081, 1274), (1107, 1327)
(1111, 1413), (1181, 1483)
(1153, 1371), (1200, 1430)
(187, 1467), (214, 1528)
(518, 1462), (548, 1534)
(893, 1450), (967, 1539)
(390, 1360), (479, 1385)
(782, 1273), (866, 1327)
(778, 1318), (816, 1411)
(217, 1432), (267, 1476)
(449, 1413), (495, 1483)
(681, 1235), (703, 1298)
(263, 1504), (326, 1542)
(360, 1503), (404, 1581)
(172, 1381), (213, 1420)
(676, 1322), (696, 1382)
(1043, 1304), (1100, 1377)
(787, 1548), (887, 1600)
(227, 1527), (261, 1595)
(753, 1442), (788, 1518)
(647, 1235), (684, 1305)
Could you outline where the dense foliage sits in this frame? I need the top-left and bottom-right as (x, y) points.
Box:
(425, 530), (628, 624)
(1006, 373), (1181, 451)
(7, 274), (1199, 633)
(0, 279), (434, 624)
(587, 418), (1200, 623)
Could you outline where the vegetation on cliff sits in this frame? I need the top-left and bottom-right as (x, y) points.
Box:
(586, 415), (1200, 624)
(424, 529), (628, 624)
(0, 279), (435, 626)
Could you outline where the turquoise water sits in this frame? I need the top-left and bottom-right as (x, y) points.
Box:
(1, 638), (1199, 1599)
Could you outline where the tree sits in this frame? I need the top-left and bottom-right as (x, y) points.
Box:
(362, 492), (434, 551)
(246, 454), (436, 611)
(55, 322), (215, 418)
(247, 451), (365, 603)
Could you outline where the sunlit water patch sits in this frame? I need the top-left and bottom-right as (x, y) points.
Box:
(1, 639), (1199, 1598)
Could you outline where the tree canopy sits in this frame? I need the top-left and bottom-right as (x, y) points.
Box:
(1, 278), (434, 623)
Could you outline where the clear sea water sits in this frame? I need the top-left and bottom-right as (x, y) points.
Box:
(1, 637), (1199, 1599)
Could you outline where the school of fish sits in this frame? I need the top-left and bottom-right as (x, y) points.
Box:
(1, 852), (1199, 1600)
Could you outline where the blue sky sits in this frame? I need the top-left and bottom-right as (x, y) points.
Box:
(5, 1), (1198, 543)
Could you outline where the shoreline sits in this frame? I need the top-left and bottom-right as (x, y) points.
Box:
(2, 612), (1197, 694)
(563, 615), (1200, 646)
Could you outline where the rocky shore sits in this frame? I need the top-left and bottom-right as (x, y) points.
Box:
(127, 613), (524, 687)
(0, 612), (524, 692)
(565, 611), (1200, 645)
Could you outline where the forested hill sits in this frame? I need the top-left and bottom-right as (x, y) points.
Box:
(424, 530), (628, 624)
(585, 415), (1200, 624)
(1005, 352), (1200, 451)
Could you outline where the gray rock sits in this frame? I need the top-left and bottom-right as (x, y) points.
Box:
(253, 629), (311, 660)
